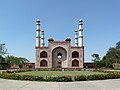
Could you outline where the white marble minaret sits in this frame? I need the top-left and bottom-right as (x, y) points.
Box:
(41, 29), (45, 47)
(78, 18), (83, 47)
(74, 29), (78, 46)
(36, 19), (40, 47)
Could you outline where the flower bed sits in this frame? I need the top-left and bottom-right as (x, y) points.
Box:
(0, 70), (120, 82)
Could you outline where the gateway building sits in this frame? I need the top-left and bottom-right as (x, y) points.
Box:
(35, 19), (84, 69)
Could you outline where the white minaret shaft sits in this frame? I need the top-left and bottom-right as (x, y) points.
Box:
(74, 30), (78, 46)
(36, 19), (40, 47)
(78, 18), (83, 47)
(41, 29), (45, 47)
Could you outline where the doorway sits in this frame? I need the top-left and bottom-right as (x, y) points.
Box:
(52, 47), (67, 68)
(57, 61), (61, 68)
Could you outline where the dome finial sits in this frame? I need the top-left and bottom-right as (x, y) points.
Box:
(37, 18), (40, 22)
(79, 18), (82, 22)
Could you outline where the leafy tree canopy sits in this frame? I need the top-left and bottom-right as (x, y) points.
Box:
(103, 41), (120, 64)
(116, 41), (120, 50)
(91, 53), (100, 61)
(0, 55), (5, 63)
(0, 43), (7, 56)
(5, 55), (29, 67)
(91, 41), (120, 68)
(99, 41), (120, 68)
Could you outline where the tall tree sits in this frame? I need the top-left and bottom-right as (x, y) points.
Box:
(5, 55), (29, 68)
(105, 47), (120, 63)
(0, 43), (7, 64)
(0, 43), (7, 56)
(0, 55), (5, 63)
(101, 41), (120, 68)
(91, 53), (100, 68)
(92, 54), (100, 61)
(116, 41), (120, 50)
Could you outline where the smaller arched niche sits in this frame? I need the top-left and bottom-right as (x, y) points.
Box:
(72, 51), (79, 58)
(40, 51), (47, 58)
(72, 59), (79, 67)
(40, 59), (47, 67)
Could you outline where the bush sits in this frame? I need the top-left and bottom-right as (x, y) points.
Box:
(36, 68), (62, 71)
(105, 72), (120, 79)
(6, 70), (27, 73)
(0, 73), (72, 82)
(74, 75), (87, 81)
(45, 75), (72, 82)
(0, 73), (21, 80)
(58, 76), (72, 82)
(21, 75), (34, 81)
(45, 76), (57, 81)
(34, 76), (43, 81)
(0, 70), (120, 82)
(87, 74), (106, 80)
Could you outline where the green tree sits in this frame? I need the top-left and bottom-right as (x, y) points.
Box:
(91, 53), (100, 68)
(0, 55), (5, 63)
(101, 41), (120, 68)
(105, 48), (120, 63)
(102, 56), (113, 68)
(0, 43), (7, 63)
(5, 55), (29, 68)
(16, 57), (29, 68)
(92, 54), (100, 60)
(5, 55), (15, 66)
(0, 43), (7, 56)
(116, 41), (120, 50)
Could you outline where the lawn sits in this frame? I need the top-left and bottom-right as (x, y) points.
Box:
(17, 71), (106, 77)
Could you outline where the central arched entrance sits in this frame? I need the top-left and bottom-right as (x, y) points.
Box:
(52, 47), (67, 68)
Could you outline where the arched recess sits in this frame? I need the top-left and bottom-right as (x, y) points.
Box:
(40, 59), (47, 67)
(52, 47), (67, 68)
(40, 51), (47, 58)
(72, 59), (79, 67)
(72, 51), (79, 58)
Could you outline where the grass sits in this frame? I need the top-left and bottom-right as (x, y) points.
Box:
(17, 71), (106, 78)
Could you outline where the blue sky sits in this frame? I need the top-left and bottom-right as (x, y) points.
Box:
(0, 0), (120, 62)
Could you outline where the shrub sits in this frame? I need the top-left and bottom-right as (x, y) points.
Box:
(58, 76), (72, 82)
(0, 73), (21, 80)
(34, 76), (43, 81)
(21, 75), (34, 81)
(0, 70), (120, 82)
(74, 75), (87, 81)
(87, 74), (106, 80)
(44, 75), (72, 82)
(44, 76), (56, 81)
(105, 72), (120, 79)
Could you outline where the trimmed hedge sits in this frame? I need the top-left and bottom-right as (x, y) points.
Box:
(0, 73), (44, 81)
(74, 75), (87, 81)
(105, 72), (120, 79)
(87, 74), (106, 80)
(0, 73), (72, 82)
(0, 71), (120, 82)
(57, 76), (72, 82)
(0, 73), (21, 80)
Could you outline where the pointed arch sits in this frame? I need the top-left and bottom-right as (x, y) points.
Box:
(72, 51), (79, 58)
(40, 59), (47, 67)
(40, 51), (47, 58)
(72, 59), (79, 67)
(52, 47), (67, 68)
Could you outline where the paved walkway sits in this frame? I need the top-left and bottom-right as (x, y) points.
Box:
(0, 78), (120, 90)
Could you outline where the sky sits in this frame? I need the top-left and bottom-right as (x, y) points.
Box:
(0, 0), (120, 62)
